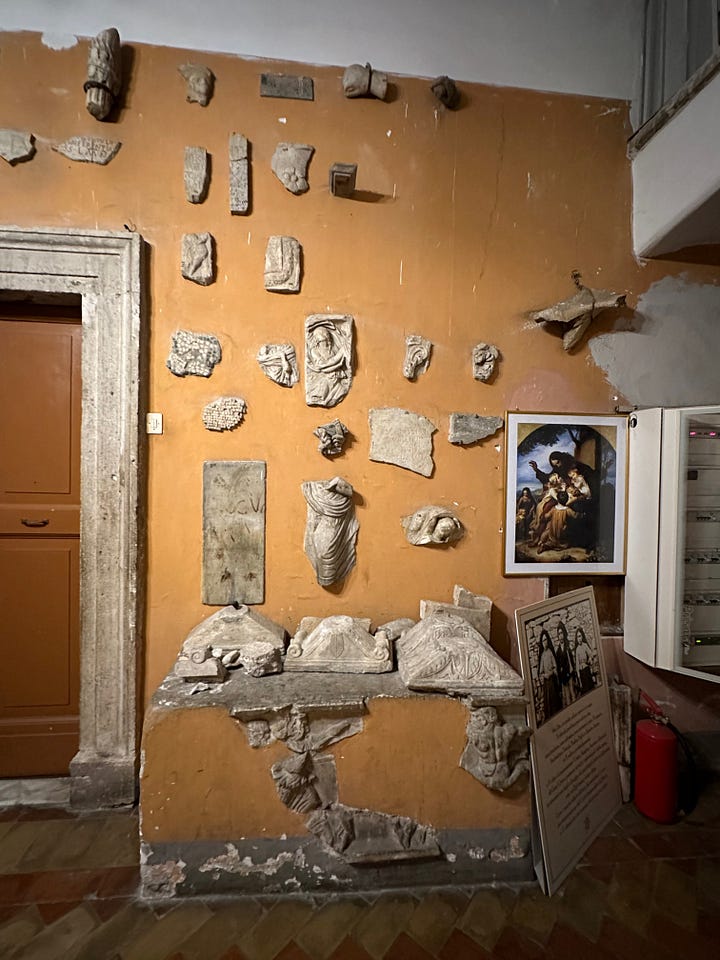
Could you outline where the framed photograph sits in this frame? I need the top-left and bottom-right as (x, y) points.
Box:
(504, 412), (628, 575)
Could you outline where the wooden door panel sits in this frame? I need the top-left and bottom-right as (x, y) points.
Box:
(0, 718), (79, 777)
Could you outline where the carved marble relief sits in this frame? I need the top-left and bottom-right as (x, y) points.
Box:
(53, 136), (121, 164)
(472, 342), (500, 382)
(179, 63), (215, 106)
(202, 396), (246, 432)
(430, 76), (460, 109)
(314, 419), (348, 457)
(342, 63), (388, 100)
(403, 334), (432, 380)
(181, 232), (214, 285)
(285, 615), (392, 673)
(184, 146), (209, 203)
(166, 330), (221, 378)
(271, 142), (314, 194)
(460, 706), (530, 791)
(179, 604), (286, 670)
(85, 28), (121, 120)
(307, 806), (441, 864)
(264, 236), (301, 292)
(302, 477), (358, 586)
(305, 315), (354, 408)
(260, 73), (314, 100)
(229, 133), (249, 213)
(256, 343), (299, 387)
(402, 506), (464, 546)
(0, 129), (35, 165)
(329, 162), (357, 198)
(368, 408), (437, 477)
(420, 596), (491, 642)
(530, 272), (626, 351)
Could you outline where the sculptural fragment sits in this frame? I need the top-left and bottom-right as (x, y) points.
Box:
(329, 162), (357, 198)
(0, 129), (35, 165)
(402, 506), (464, 546)
(530, 272), (626, 351)
(221, 640), (281, 677)
(53, 136), (121, 164)
(472, 342), (500, 382)
(256, 343), (299, 387)
(264, 236), (301, 292)
(314, 419), (348, 457)
(271, 142), (314, 194)
(421, 595), (491, 640)
(179, 63), (214, 106)
(181, 232), (214, 285)
(403, 334), (432, 380)
(307, 806), (441, 863)
(449, 413), (503, 445)
(260, 73), (314, 100)
(376, 618), (416, 641)
(285, 615), (392, 673)
(368, 408), (437, 477)
(272, 752), (322, 813)
(342, 63), (388, 100)
(179, 603), (286, 665)
(166, 330), (221, 378)
(202, 396), (246, 432)
(460, 706), (530, 791)
(305, 314), (354, 408)
(430, 76), (460, 109)
(229, 133), (249, 213)
(302, 477), (358, 586)
(184, 146), (209, 203)
(85, 28), (121, 120)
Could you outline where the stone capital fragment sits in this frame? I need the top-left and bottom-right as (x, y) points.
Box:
(264, 236), (301, 292)
(184, 146), (209, 203)
(202, 396), (247, 432)
(166, 330), (221, 378)
(53, 136), (121, 165)
(181, 232), (214, 285)
(342, 62), (388, 100)
(448, 413), (503, 445)
(257, 343), (299, 387)
(402, 506), (464, 546)
(305, 315), (354, 408)
(179, 604), (286, 666)
(0, 129), (35, 165)
(403, 334), (432, 380)
(271, 142), (314, 194)
(368, 408), (437, 477)
(85, 28), (121, 120)
(472, 342), (500, 382)
(179, 63), (214, 106)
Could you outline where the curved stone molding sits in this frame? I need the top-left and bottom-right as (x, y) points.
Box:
(202, 396), (246, 432)
(179, 63), (214, 106)
(0, 129), (35, 165)
(302, 477), (358, 585)
(472, 342), (500, 382)
(342, 63), (388, 100)
(271, 142), (314, 194)
(460, 706), (530, 791)
(305, 314), (354, 408)
(402, 505), (464, 546)
(264, 236), (301, 292)
(403, 334), (432, 380)
(368, 407), (437, 477)
(0, 226), (144, 808)
(257, 343), (299, 387)
(166, 330), (221, 378)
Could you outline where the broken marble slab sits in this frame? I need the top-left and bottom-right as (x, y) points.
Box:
(397, 612), (523, 695)
(368, 408), (437, 477)
(222, 640), (282, 677)
(421, 598), (491, 641)
(53, 135), (121, 164)
(85, 27), (121, 120)
(264, 236), (301, 292)
(305, 315), (354, 408)
(179, 63), (214, 106)
(472, 342), (500, 382)
(0, 129), (35, 165)
(184, 146), (209, 203)
(180, 604), (286, 664)
(403, 334), (432, 380)
(229, 133), (249, 213)
(329, 162), (357, 198)
(307, 805), (441, 864)
(453, 584), (489, 609)
(166, 330), (221, 378)
(302, 477), (359, 586)
(460, 706), (530, 791)
(260, 73), (314, 100)
(402, 506), (464, 546)
(202, 396), (247, 432)
(257, 343), (299, 387)
(271, 142), (314, 194)
(181, 232), (214, 285)
(285, 615), (392, 674)
(448, 413), (504, 445)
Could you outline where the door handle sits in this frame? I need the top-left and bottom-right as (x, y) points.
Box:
(21, 518), (50, 527)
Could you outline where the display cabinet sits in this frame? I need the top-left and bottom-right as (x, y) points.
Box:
(624, 405), (720, 683)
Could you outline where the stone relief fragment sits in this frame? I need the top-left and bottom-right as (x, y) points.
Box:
(396, 612), (524, 695)
(530, 271), (626, 351)
(403, 334), (432, 380)
(329, 162), (357, 198)
(472, 342), (500, 382)
(166, 330), (221, 378)
(402, 506), (464, 546)
(271, 142), (314, 194)
(234, 703), (365, 755)
(449, 413), (504, 445)
(314, 419), (348, 457)
(222, 640), (282, 677)
(307, 806), (441, 864)
(368, 408), (437, 478)
(420, 597), (491, 642)
(0, 129), (35, 165)
(256, 343), (299, 387)
(202, 460), (266, 605)
(184, 146), (209, 203)
(229, 133), (249, 213)
(85, 28), (121, 120)
(264, 236), (301, 292)
(53, 136), (121, 164)
(260, 73), (314, 100)
(305, 315), (354, 408)
(179, 63), (215, 106)
(430, 75), (461, 109)
(272, 752), (324, 813)
(376, 618), (416, 641)
(285, 615), (392, 673)
(460, 706), (530, 791)
(302, 477), (358, 586)
(181, 232), (214, 285)
(342, 63), (388, 100)
(202, 396), (246, 432)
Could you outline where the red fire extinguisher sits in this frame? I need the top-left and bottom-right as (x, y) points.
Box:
(634, 692), (678, 823)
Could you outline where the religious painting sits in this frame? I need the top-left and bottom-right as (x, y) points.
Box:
(504, 412), (628, 575)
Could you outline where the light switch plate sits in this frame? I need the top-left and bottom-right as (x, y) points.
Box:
(146, 412), (163, 435)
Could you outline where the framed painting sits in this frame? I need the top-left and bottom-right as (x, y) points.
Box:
(504, 412), (628, 575)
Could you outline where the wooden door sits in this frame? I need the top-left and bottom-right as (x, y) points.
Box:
(0, 306), (81, 776)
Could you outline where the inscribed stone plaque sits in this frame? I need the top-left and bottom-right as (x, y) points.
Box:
(202, 461), (266, 605)
(229, 133), (249, 213)
(368, 408), (437, 477)
(260, 73), (314, 100)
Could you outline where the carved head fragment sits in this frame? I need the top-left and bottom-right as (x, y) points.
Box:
(179, 63), (215, 106)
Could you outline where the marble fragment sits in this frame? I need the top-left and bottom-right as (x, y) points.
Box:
(402, 506), (464, 546)
(53, 136), (121, 164)
(314, 419), (348, 457)
(430, 75), (460, 109)
(448, 413), (503, 445)
(453, 584), (490, 610)
(271, 142), (314, 194)
(264, 236), (301, 292)
(174, 653), (228, 683)
(460, 706), (530, 791)
(260, 73), (314, 100)
(184, 146), (209, 203)
(202, 396), (246, 432)
(202, 461), (266, 605)
(85, 28), (121, 120)
(179, 63), (214, 106)
(166, 330), (221, 378)
(368, 407), (437, 477)
(235, 702), (364, 754)
(421, 596), (491, 641)
(285, 615), (391, 673)
(530, 272), (626, 351)
(180, 604), (286, 663)
(329, 162), (357, 198)
(403, 334), (432, 380)
(376, 618), (416, 641)
(305, 315), (354, 408)
(222, 640), (281, 677)
(272, 752), (321, 813)
(472, 342), (500, 382)
(229, 133), (249, 213)
(609, 679), (632, 802)
(256, 343), (299, 387)
(0, 129), (35, 165)
(181, 232), (214, 285)
(302, 477), (358, 586)
(307, 805), (441, 863)
(342, 63), (388, 100)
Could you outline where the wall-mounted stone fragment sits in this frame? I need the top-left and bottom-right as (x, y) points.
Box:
(305, 315), (354, 407)
(202, 396), (246, 431)
(264, 236), (301, 292)
(85, 28), (121, 120)
(449, 413), (503, 445)
(166, 330), (221, 378)
(0, 129), (35, 165)
(314, 419), (348, 457)
(285, 615), (392, 673)
(368, 408), (437, 477)
(53, 136), (121, 164)
(430, 76), (460, 109)
(329, 162), (357, 198)
(402, 506), (464, 546)
(184, 146), (209, 203)
(229, 133), (249, 213)
(181, 232), (214, 285)
(222, 640), (281, 677)
(421, 596), (491, 641)
(256, 343), (299, 387)
(307, 806), (441, 863)
(460, 706), (530, 791)
(302, 477), (358, 586)
(179, 63), (214, 106)
(472, 342), (500, 382)
(272, 752), (323, 813)
(260, 72), (314, 100)
(342, 62), (388, 100)
(271, 142), (314, 194)
(403, 334), (432, 380)
(376, 618), (416, 641)
(530, 272), (626, 351)
(178, 604), (285, 682)
(233, 703), (365, 754)
(174, 650), (228, 683)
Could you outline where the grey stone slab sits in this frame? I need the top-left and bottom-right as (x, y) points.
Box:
(448, 413), (504, 445)
(53, 136), (121, 164)
(420, 599), (490, 639)
(202, 461), (266, 605)
(368, 407), (437, 477)
(229, 133), (249, 213)
(184, 146), (209, 203)
(260, 73), (314, 100)
(0, 128), (35, 165)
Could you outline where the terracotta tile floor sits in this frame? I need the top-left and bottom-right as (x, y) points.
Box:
(1, 781), (719, 959)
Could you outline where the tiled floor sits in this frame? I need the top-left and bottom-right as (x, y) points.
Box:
(1, 784), (720, 959)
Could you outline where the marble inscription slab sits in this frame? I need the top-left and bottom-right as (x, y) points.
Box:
(229, 133), (249, 213)
(368, 408), (437, 477)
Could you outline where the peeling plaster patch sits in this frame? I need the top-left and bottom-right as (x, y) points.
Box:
(199, 844), (306, 876)
(467, 847), (486, 860)
(142, 858), (187, 898)
(41, 32), (78, 50)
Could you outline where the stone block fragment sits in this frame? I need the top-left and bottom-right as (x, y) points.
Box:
(376, 618), (416, 641)
(305, 315), (354, 407)
(181, 232), (214, 285)
(264, 236), (301, 292)
(402, 506), (464, 546)
(202, 396), (246, 431)
(472, 342), (500, 382)
(368, 408), (437, 477)
(403, 334), (432, 380)
(184, 146), (209, 203)
(53, 136), (121, 164)
(85, 28), (121, 120)
(272, 142), (314, 194)
(257, 343), (299, 387)
(449, 413), (504, 445)
(285, 615), (392, 673)
(229, 133), (249, 213)
(329, 162), (357, 197)
(260, 73), (314, 100)
(342, 63), (388, 100)
(179, 63), (214, 105)
(222, 640), (281, 677)
(166, 330), (221, 378)
(0, 129), (35, 165)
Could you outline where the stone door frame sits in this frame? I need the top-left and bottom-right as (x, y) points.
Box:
(0, 226), (144, 807)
